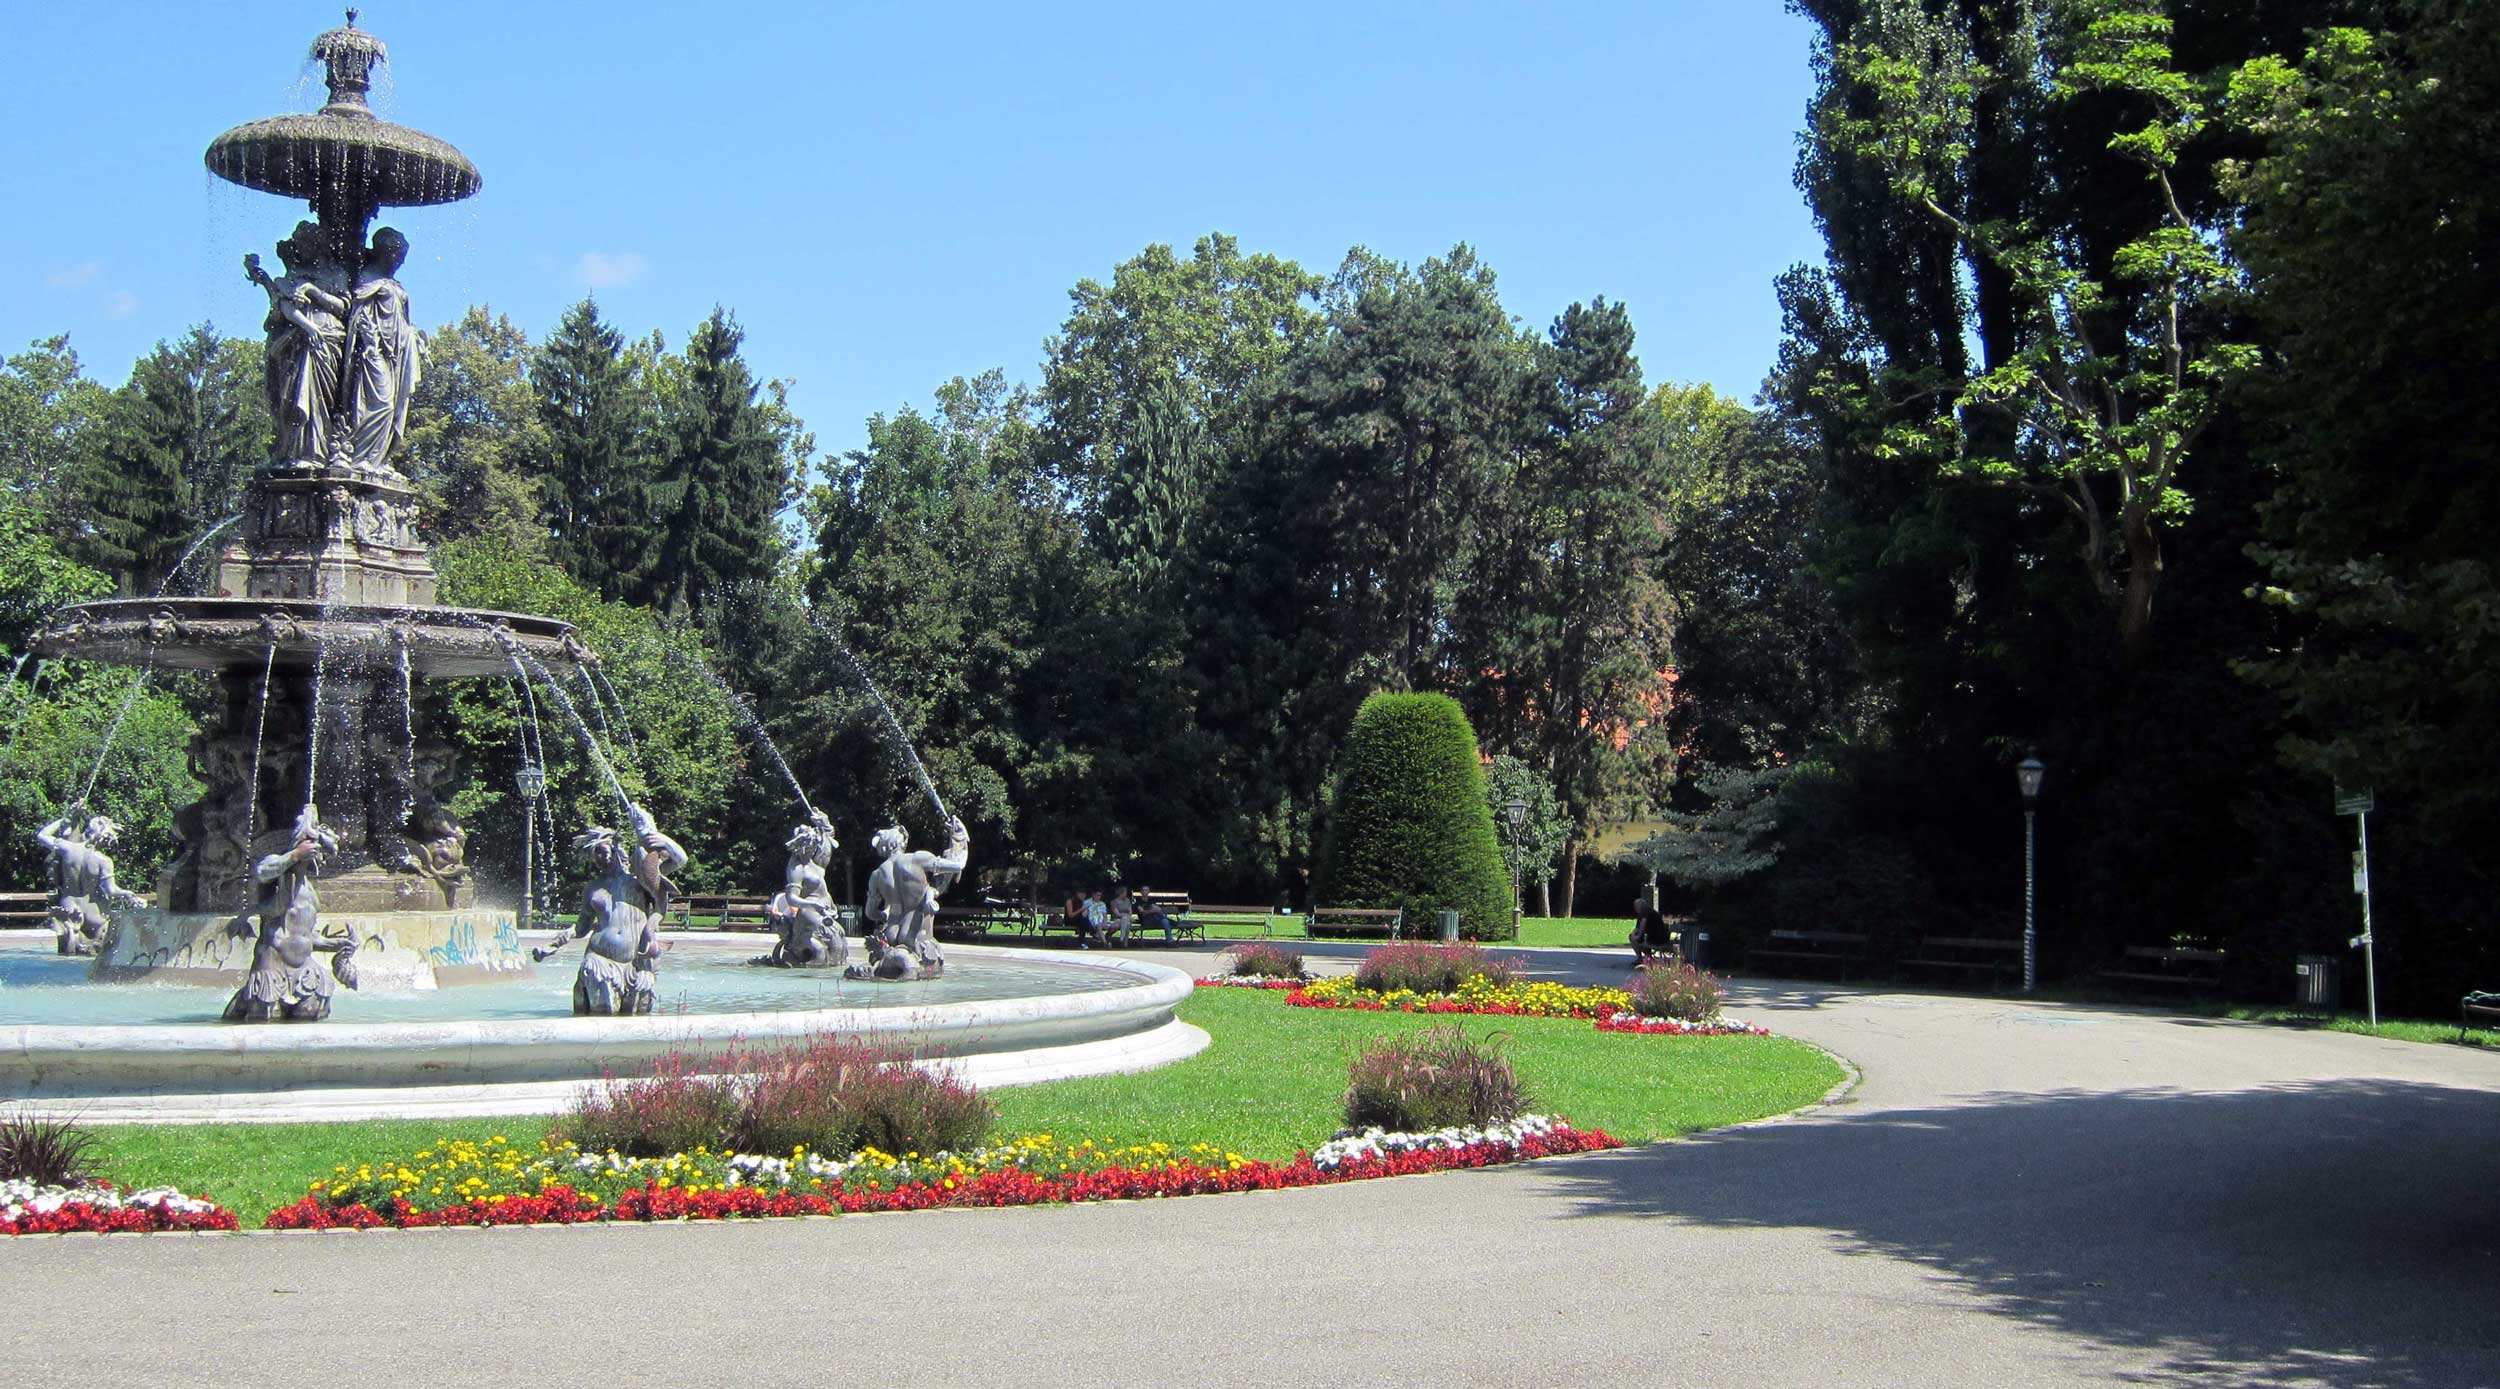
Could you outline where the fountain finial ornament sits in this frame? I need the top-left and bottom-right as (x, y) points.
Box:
(756, 810), (844, 968)
(534, 804), (685, 1015)
(853, 816), (969, 981)
(223, 804), (360, 1022)
(36, 815), (145, 957)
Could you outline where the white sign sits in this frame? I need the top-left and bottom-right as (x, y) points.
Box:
(2335, 788), (2375, 816)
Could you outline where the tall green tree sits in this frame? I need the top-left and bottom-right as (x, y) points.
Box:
(642, 307), (807, 622)
(404, 308), (546, 550)
(527, 299), (655, 599)
(0, 336), (110, 505)
(62, 325), (267, 591)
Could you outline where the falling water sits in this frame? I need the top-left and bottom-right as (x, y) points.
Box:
(75, 659), (158, 814)
(304, 629), (329, 804)
(1, 661), (51, 766)
(572, 661), (631, 770)
(808, 617), (947, 822)
(502, 647), (630, 819)
(397, 638), (418, 828)
(665, 642), (813, 818)
(585, 664), (638, 756)
(152, 515), (243, 598)
(241, 644), (276, 874)
(1, 652), (28, 712)
(505, 675), (560, 927)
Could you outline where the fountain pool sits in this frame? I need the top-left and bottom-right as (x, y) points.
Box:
(0, 938), (1204, 1122)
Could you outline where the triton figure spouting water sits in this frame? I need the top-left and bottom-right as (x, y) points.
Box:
(757, 810), (844, 969)
(852, 816), (968, 981)
(223, 805), (359, 1022)
(35, 814), (145, 957)
(535, 804), (684, 1015)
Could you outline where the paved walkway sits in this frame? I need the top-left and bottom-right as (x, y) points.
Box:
(4, 950), (2496, 1387)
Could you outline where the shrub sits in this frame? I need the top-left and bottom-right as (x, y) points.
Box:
(1354, 941), (1521, 993)
(1317, 693), (1515, 940)
(557, 1037), (996, 1160)
(558, 1051), (744, 1158)
(1631, 961), (1726, 1022)
(0, 1109), (100, 1186)
(734, 1035), (995, 1158)
(1343, 1025), (1529, 1132)
(1226, 942), (1306, 979)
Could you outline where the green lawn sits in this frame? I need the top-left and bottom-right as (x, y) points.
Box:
(1163, 914), (1637, 948)
(87, 988), (1840, 1224)
(2223, 1005), (2499, 1050)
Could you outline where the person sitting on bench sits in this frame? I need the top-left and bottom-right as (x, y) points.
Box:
(1138, 889), (1175, 944)
(1630, 893), (1673, 968)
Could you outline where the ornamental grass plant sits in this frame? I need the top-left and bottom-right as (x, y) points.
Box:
(1631, 962), (1727, 1022)
(1343, 1024), (1528, 1132)
(735, 1036), (995, 1158)
(558, 1037), (996, 1160)
(0, 1108), (101, 1187)
(1354, 941), (1521, 994)
(1226, 942), (1306, 979)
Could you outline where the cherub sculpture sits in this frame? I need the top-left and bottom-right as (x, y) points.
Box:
(223, 805), (359, 1022)
(35, 813), (145, 957)
(857, 815), (968, 980)
(756, 810), (844, 968)
(534, 804), (684, 1016)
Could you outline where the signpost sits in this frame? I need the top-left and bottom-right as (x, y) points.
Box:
(2337, 787), (2378, 1027)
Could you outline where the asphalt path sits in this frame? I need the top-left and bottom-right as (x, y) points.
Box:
(4, 946), (2495, 1388)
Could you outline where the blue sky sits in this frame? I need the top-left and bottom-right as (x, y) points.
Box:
(3, 2), (1826, 468)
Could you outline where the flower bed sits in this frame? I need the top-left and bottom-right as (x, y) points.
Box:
(2, 1179), (238, 1235)
(262, 1123), (1621, 1230)
(1195, 974), (1773, 1037)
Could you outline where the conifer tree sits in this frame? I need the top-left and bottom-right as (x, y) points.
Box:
(528, 298), (654, 599)
(642, 307), (798, 620)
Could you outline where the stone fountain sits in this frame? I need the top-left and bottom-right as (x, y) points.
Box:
(29, 11), (569, 992)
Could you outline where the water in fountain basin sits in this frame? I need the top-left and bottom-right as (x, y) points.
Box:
(808, 617), (948, 823)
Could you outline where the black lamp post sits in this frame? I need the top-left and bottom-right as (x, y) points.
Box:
(1504, 797), (1529, 939)
(2017, 755), (2045, 993)
(516, 762), (547, 931)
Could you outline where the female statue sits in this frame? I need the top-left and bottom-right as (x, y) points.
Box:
(244, 222), (346, 466)
(223, 806), (359, 1022)
(343, 227), (421, 471)
(757, 811), (844, 968)
(534, 804), (684, 1016)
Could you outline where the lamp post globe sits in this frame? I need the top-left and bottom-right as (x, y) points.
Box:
(2016, 755), (2044, 992)
(515, 763), (547, 929)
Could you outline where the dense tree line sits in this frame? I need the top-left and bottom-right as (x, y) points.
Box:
(1, 0), (2490, 1013)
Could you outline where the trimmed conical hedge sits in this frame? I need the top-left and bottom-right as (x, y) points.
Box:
(1317, 693), (1516, 941)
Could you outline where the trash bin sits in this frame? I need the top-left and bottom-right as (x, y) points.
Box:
(1686, 929), (1709, 969)
(1436, 910), (1461, 943)
(2295, 954), (2340, 1012)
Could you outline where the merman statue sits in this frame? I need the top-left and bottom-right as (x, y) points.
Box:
(756, 810), (844, 968)
(35, 813), (144, 957)
(534, 803), (684, 1015)
(223, 805), (359, 1022)
(854, 815), (967, 980)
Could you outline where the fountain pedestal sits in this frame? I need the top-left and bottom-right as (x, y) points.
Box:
(98, 907), (530, 990)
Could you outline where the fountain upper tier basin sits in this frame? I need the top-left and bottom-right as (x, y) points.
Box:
(206, 112), (480, 208)
(30, 598), (578, 677)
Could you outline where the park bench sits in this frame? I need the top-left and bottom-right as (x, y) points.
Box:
(1175, 902), (1275, 940)
(1749, 928), (1873, 978)
(0, 891), (53, 928)
(671, 893), (775, 931)
(1898, 935), (2022, 983)
(2460, 991), (2500, 1043)
(936, 899), (1035, 941)
(2096, 945), (2227, 990)
(1306, 906), (1406, 939)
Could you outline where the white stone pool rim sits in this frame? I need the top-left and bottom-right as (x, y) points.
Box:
(0, 940), (1204, 1123)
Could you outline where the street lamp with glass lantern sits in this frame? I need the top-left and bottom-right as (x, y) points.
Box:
(2016, 755), (2045, 993)
(515, 762), (547, 932)
(1504, 797), (1529, 940)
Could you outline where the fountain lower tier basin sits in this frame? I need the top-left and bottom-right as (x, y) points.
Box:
(30, 598), (578, 677)
(0, 941), (1203, 1122)
(100, 907), (529, 990)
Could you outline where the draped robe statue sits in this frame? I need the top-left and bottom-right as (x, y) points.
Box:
(246, 222), (346, 467)
(342, 227), (421, 471)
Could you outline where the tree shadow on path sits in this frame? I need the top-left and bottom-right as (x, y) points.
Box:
(1546, 1079), (2500, 1387)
